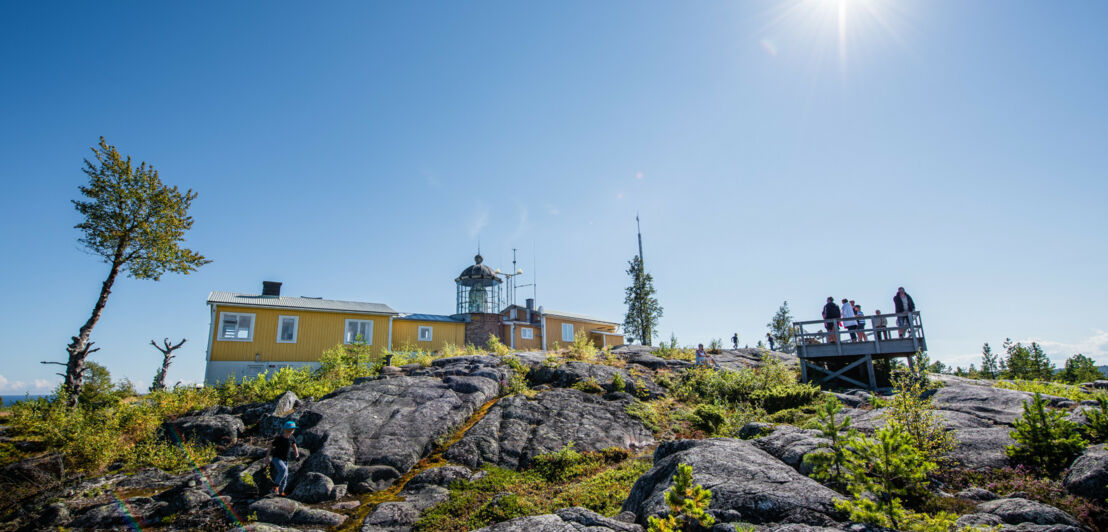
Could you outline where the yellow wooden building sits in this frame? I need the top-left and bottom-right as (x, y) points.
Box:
(391, 313), (467, 352)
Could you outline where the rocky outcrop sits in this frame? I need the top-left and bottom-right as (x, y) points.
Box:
(622, 439), (844, 527)
(1063, 443), (1108, 501)
(162, 413), (245, 445)
(471, 507), (644, 532)
(955, 497), (1083, 530)
(932, 376), (1073, 426)
(444, 388), (654, 470)
(751, 425), (828, 475)
(249, 496), (348, 527)
(294, 357), (507, 493)
(528, 362), (665, 398)
(360, 465), (476, 531)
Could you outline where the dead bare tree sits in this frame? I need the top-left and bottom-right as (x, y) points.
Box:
(150, 338), (186, 392)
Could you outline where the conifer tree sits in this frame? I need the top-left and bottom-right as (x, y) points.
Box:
(979, 343), (999, 379)
(804, 397), (856, 487)
(766, 301), (797, 353)
(1002, 339), (1054, 381)
(647, 463), (715, 532)
(624, 255), (662, 346)
(1058, 354), (1101, 384)
(1006, 392), (1087, 472)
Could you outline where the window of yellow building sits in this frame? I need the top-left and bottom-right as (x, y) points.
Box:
(277, 315), (299, 343)
(520, 327), (533, 340)
(418, 326), (433, 342)
(344, 319), (373, 344)
(561, 323), (574, 342)
(219, 312), (255, 341)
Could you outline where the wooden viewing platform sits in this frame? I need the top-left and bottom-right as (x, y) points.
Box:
(793, 310), (926, 390)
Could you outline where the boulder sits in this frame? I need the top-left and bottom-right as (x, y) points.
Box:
(751, 426), (828, 475)
(955, 487), (1000, 501)
(406, 464), (474, 488)
(259, 391), (304, 437)
(289, 471), (336, 503)
(946, 426), (1015, 470)
(1062, 443), (1108, 501)
(470, 507), (644, 532)
(163, 413), (245, 445)
(249, 497), (347, 527)
(295, 357), (507, 490)
(973, 497), (1082, 528)
(444, 388), (654, 470)
(528, 361), (664, 398)
(361, 501), (421, 531)
(622, 439), (844, 526)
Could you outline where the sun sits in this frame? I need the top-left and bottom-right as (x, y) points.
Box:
(758, 0), (910, 75)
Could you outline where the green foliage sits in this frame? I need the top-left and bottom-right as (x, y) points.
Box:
(766, 301), (797, 354)
(624, 255), (663, 346)
(77, 362), (137, 409)
(240, 471), (256, 487)
(690, 404), (728, 436)
(414, 452), (651, 531)
(646, 463), (715, 532)
(565, 330), (598, 362)
(1083, 396), (1108, 443)
(500, 355), (533, 397)
(885, 375), (957, 463)
(804, 397), (856, 486)
(1001, 339), (1055, 381)
(486, 335), (512, 357)
(611, 371), (627, 392)
(993, 379), (1101, 402)
(125, 436), (216, 472)
(652, 334), (695, 361)
(979, 343), (1000, 380)
(937, 466), (1106, 530)
(1006, 392), (1087, 473)
(1058, 354), (1102, 384)
(670, 359), (818, 413)
(571, 377), (604, 394)
(835, 425), (949, 531)
(708, 339), (723, 354)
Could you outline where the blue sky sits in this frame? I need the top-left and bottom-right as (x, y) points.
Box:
(1, 1), (1106, 394)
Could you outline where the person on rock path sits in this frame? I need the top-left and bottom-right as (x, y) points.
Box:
(266, 420), (300, 496)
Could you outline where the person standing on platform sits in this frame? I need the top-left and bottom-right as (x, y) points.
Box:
(841, 298), (858, 342)
(874, 310), (890, 340)
(893, 287), (916, 338)
(853, 303), (868, 342)
(822, 297), (841, 344)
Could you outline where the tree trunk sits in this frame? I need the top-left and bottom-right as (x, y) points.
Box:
(64, 253), (124, 407)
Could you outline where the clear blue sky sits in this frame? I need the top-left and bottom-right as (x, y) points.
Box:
(2, 1), (1106, 394)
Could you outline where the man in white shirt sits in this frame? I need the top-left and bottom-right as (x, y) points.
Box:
(841, 298), (857, 342)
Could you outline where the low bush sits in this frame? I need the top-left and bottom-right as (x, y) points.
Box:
(690, 404), (728, 436)
(670, 359), (817, 413)
(486, 335), (512, 358)
(571, 378), (605, 394)
(1006, 392), (1087, 473)
(652, 334), (695, 361)
(610, 372), (627, 392)
(885, 375), (957, 463)
(565, 331), (598, 362)
(1082, 396), (1108, 443)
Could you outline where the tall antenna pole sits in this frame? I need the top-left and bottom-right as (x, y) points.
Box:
(636, 213), (644, 265)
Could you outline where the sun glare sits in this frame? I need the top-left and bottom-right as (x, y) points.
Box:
(757, 0), (911, 76)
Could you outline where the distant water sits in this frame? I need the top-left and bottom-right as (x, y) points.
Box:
(1, 395), (48, 407)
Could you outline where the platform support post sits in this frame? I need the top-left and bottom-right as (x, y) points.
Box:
(865, 354), (876, 390)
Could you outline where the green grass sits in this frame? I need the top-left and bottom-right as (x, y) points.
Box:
(413, 448), (651, 532)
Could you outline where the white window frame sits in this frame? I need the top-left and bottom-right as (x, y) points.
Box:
(344, 319), (374, 345)
(276, 315), (299, 344)
(417, 326), (433, 342)
(520, 327), (534, 340)
(218, 312), (255, 342)
(561, 323), (574, 342)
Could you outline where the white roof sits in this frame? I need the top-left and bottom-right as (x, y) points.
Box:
(542, 309), (620, 326)
(207, 291), (397, 315)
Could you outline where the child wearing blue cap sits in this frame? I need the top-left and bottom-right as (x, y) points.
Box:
(265, 420), (300, 496)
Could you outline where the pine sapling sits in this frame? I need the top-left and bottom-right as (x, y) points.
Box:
(1007, 392), (1087, 472)
(804, 396), (856, 487)
(647, 463), (715, 532)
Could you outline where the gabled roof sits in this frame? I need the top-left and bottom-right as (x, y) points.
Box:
(396, 313), (467, 323)
(542, 309), (620, 326)
(207, 291), (397, 315)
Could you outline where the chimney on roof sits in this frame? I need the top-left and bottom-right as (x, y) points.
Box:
(262, 281), (282, 297)
(525, 298), (534, 322)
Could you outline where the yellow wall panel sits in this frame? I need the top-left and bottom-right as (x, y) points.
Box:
(391, 320), (466, 353)
(209, 305), (390, 362)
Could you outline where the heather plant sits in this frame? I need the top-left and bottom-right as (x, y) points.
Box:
(647, 463), (715, 532)
(804, 397), (856, 487)
(1006, 392), (1087, 473)
(885, 375), (957, 463)
(937, 465), (1105, 530)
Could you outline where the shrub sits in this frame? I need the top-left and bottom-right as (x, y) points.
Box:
(647, 463), (715, 532)
(486, 335), (512, 357)
(464, 343), (483, 356)
(708, 339), (723, 354)
(994, 379), (1101, 402)
(885, 375), (956, 463)
(936, 465), (1105, 530)
(441, 343), (463, 358)
(690, 404), (728, 436)
(652, 334), (695, 361)
(566, 331), (598, 362)
(804, 397), (856, 487)
(571, 377), (604, 394)
(1006, 392), (1087, 473)
(750, 383), (821, 413)
(528, 442), (592, 482)
(670, 359), (817, 413)
(611, 372), (627, 392)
